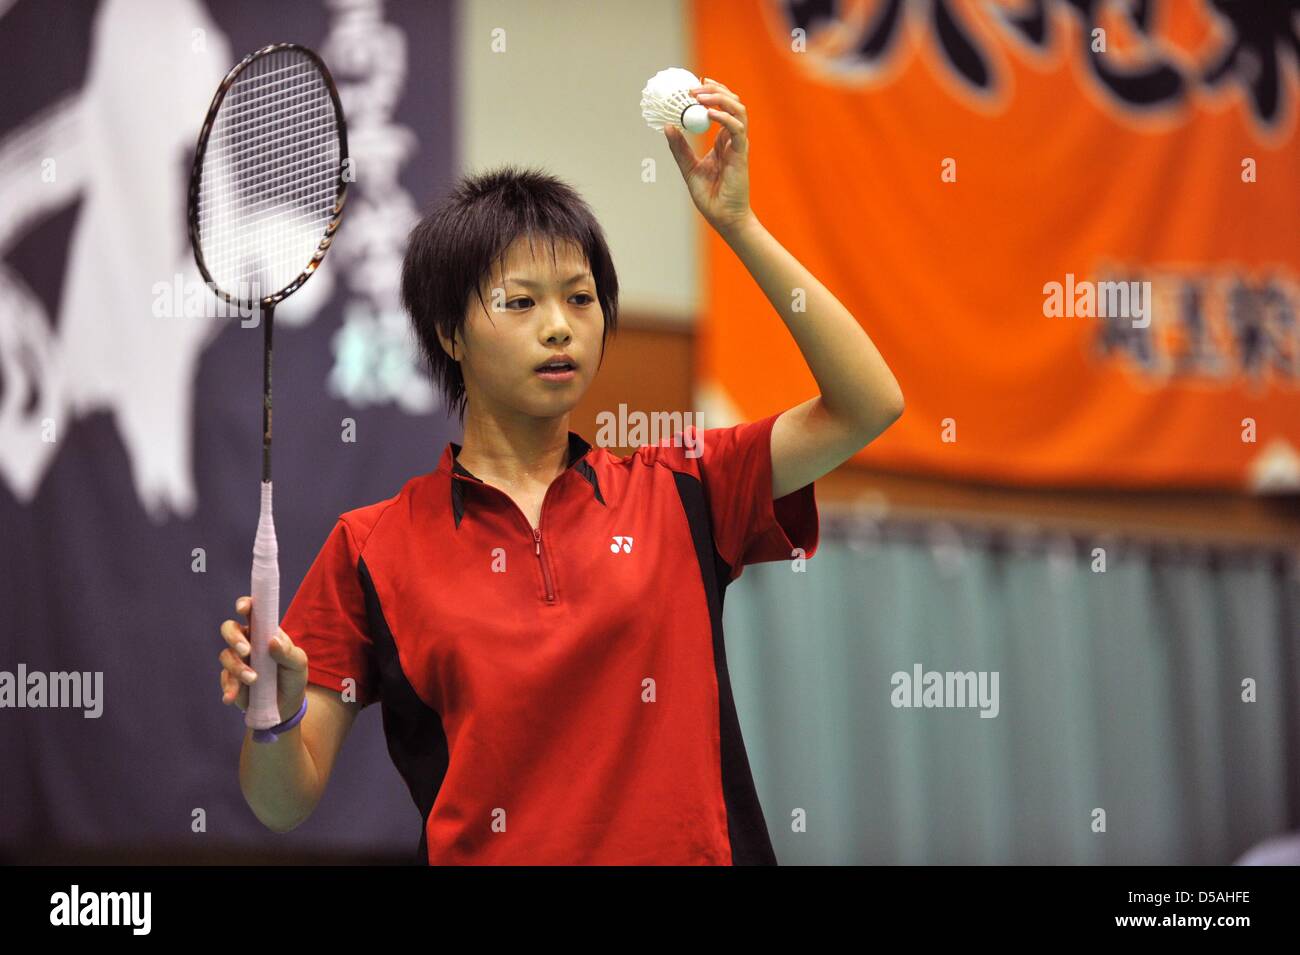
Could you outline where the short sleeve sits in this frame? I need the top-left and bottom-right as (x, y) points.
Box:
(661, 411), (820, 581)
(279, 518), (379, 707)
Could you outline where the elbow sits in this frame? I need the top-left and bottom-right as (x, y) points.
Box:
(826, 386), (904, 443)
(884, 387), (904, 424)
(873, 384), (904, 431)
(253, 805), (313, 834)
(266, 816), (308, 835)
(865, 388), (904, 443)
(239, 772), (319, 834)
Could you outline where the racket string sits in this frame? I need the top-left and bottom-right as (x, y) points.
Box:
(199, 185), (339, 226)
(195, 47), (344, 300)
(198, 200), (340, 270)
(206, 102), (334, 157)
(197, 139), (338, 197)
(213, 67), (324, 125)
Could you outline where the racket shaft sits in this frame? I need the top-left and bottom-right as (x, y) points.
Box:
(247, 480), (281, 731)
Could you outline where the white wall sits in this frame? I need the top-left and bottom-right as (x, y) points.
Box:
(457, 0), (699, 325)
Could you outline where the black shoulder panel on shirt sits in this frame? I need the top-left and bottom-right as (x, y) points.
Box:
(358, 555), (450, 866)
(671, 470), (779, 866)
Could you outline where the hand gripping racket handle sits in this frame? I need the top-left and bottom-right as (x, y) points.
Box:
(247, 480), (282, 737)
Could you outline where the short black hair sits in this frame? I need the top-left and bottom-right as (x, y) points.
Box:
(400, 164), (620, 424)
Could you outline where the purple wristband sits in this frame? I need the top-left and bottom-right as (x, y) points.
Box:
(252, 695), (308, 744)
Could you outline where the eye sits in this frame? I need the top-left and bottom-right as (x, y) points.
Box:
(572, 293), (594, 305)
(506, 297), (533, 310)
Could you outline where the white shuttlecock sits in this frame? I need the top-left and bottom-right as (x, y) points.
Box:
(640, 67), (712, 134)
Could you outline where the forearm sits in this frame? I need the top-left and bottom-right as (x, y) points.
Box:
(719, 213), (904, 430)
(238, 725), (321, 833)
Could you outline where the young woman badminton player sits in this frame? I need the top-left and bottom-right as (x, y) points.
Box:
(217, 77), (904, 865)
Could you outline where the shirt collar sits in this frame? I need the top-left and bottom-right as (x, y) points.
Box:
(440, 432), (605, 528)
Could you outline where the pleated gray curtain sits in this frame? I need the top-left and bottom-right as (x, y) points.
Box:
(724, 514), (1300, 864)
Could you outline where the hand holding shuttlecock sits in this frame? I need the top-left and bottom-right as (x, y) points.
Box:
(640, 67), (713, 134)
(647, 70), (754, 239)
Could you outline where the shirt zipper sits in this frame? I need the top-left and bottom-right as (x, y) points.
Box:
(453, 470), (558, 604)
(533, 527), (555, 603)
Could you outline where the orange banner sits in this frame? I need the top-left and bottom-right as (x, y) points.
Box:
(694, 0), (1300, 490)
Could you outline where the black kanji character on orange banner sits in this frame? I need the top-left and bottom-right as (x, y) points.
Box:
(1001, 0), (1185, 108)
(1225, 278), (1296, 382)
(777, 0), (1185, 102)
(1202, 0), (1300, 128)
(777, 0), (995, 89)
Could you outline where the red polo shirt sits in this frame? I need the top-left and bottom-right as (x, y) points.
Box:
(280, 410), (819, 864)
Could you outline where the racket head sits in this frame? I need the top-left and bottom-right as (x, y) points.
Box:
(187, 42), (349, 310)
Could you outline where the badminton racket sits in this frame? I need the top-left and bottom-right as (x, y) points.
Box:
(188, 42), (349, 742)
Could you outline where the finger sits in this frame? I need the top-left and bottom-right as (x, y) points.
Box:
(220, 667), (240, 704)
(694, 90), (745, 122)
(713, 125), (733, 157)
(663, 124), (698, 174)
(691, 81), (743, 111)
(222, 669), (249, 711)
(705, 107), (746, 153)
(220, 646), (256, 684)
(691, 77), (733, 99)
(236, 595), (251, 618)
(695, 92), (748, 152)
(220, 647), (257, 683)
(267, 629), (309, 672)
(220, 619), (251, 657)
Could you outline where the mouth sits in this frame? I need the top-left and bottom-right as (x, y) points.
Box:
(535, 357), (578, 381)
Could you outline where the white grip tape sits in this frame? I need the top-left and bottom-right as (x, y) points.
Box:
(247, 480), (281, 732)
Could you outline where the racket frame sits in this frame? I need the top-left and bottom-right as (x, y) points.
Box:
(186, 41), (350, 312)
(186, 42), (349, 741)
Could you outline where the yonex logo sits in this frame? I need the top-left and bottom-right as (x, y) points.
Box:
(610, 536), (633, 554)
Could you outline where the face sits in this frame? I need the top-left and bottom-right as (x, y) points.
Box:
(440, 234), (603, 422)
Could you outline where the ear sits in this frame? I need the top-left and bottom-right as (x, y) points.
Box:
(436, 325), (460, 361)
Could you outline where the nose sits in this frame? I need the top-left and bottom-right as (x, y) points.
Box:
(540, 302), (573, 345)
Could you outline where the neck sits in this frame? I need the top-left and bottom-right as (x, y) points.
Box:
(455, 412), (571, 488)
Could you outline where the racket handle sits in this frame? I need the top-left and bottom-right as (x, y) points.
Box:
(247, 480), (281, 735)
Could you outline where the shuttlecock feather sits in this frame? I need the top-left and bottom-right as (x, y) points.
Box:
(640, 67), (712, 134)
